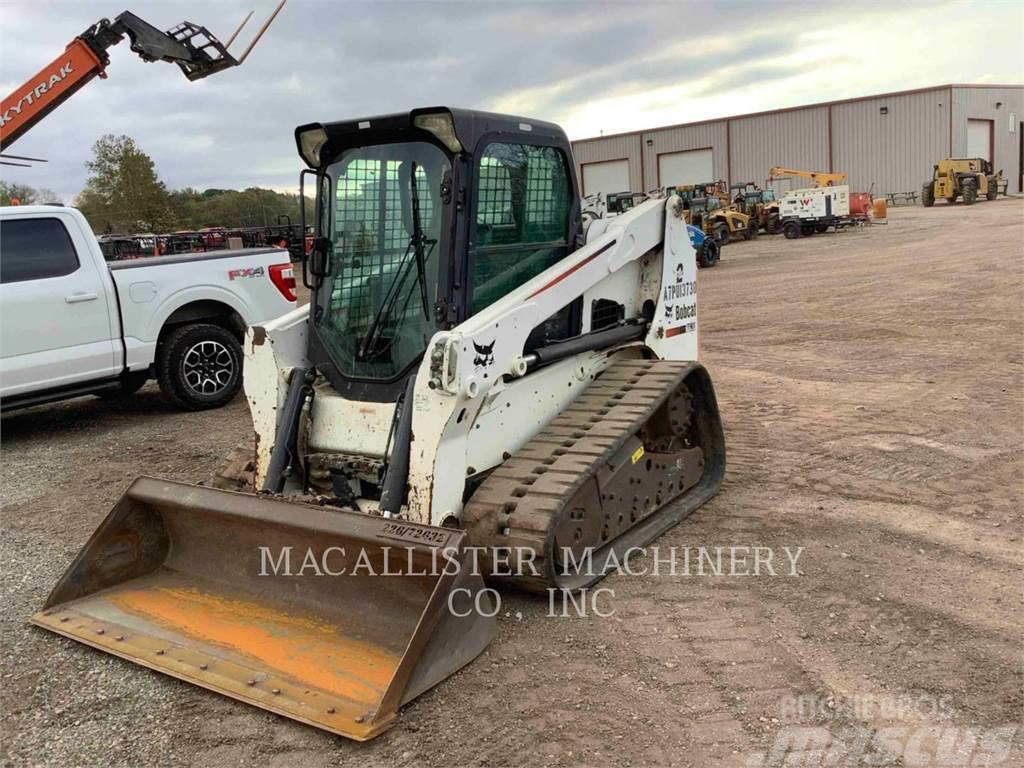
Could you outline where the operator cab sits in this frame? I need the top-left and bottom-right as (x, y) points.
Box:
(296, 108), (581, 401)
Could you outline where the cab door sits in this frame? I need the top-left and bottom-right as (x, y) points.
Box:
(466, 140), (580, 346)
(0, 214), (119, 398)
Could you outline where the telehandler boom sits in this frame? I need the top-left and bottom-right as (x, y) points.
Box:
(768, 166), (847, 188)
(33, 108), (726, 740)
(0, 2), (286, 152)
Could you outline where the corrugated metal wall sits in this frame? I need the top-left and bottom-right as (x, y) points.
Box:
(832, 90), (950, 195)
(570, 85), (1023, 198)
(952, 86), (1024, 193)
(571, 134), (643, 195)
(641, 122), (728, 191)
(730, 107), (829, 192)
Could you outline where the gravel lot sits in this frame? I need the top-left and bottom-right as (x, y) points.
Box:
(2, 199), (1022, 767)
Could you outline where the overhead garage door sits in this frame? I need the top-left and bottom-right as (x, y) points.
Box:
(658, 149), (713, 188)
(967, 119), (992, 162)
(582, 159), (630, 202)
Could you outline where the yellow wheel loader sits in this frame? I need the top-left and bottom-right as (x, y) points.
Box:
(730, 183), (780, 234)
(921, 158), (1002, 206)
(32, 108), (726, 740)
(681, 194), (752, 244)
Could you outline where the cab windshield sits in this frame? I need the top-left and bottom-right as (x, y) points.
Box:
(693, 197), (721, 212)
(316, 141), (450, 380)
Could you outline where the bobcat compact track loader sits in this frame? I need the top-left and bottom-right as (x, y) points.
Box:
(33, 108), (726, 740)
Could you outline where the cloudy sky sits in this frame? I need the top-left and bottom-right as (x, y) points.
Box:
(2, 0), (1021, 202)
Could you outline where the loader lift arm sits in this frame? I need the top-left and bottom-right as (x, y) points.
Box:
(0, 1), (286, 151)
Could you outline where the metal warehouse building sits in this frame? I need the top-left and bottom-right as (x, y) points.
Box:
(570, 84), (1024, 201)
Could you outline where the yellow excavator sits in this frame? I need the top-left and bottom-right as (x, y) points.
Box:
(32, 108), (726, 740)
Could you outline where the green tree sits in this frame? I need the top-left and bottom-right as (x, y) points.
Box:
(166, 186), (314, 230)
(0, 181), (62, 205)
(75, 135), (176, 233)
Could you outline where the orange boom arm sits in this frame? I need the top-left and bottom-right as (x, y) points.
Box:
(0, 3), (286, 153)
(0, 39), (106, 150)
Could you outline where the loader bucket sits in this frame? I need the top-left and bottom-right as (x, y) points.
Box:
(30, 478), (495, 740)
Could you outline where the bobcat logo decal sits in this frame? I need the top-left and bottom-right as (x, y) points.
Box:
(664, 303), (674, 320)
(473, 340), (496, 367)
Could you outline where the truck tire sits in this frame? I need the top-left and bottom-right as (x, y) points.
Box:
(713, 223), (730, 245)
(961, 178), (977, 205)
(986, 177), (998, 200)
(783, 220), (801, 239)
(921, 182), (935, 207)
(156, 323), (242, 410)
(815, 220), (830, 234)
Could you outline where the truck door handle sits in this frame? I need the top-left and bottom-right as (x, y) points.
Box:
(65, 292), (99, 304)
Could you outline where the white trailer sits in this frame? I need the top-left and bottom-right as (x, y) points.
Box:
(778, 185), (850, 239)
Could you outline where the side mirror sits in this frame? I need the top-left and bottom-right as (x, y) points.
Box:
(309, 237), (332, 278)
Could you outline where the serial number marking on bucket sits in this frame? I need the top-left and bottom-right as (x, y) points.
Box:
(379, 522), (452, 546)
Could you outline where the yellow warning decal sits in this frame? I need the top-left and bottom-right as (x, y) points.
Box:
(631, 446), (645, 464)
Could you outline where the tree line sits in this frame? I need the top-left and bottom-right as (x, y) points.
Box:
(1, 134), (313, 235)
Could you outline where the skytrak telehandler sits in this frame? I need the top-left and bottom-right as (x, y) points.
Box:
(32, 108), (726, 741)
(921, 157), (1002, 206)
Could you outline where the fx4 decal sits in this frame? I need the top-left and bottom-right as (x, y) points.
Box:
(228, 266), (265, 280)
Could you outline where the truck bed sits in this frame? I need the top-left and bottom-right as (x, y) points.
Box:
(107, 247), (283, 270)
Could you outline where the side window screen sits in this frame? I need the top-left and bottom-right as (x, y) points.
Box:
(0, 218), (80, 284)
(471, 143), (571, 315)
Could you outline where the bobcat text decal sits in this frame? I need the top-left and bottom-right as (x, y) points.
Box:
(663, 250), (697, 338)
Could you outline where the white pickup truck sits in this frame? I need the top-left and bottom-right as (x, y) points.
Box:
(0, 206), (297, 411)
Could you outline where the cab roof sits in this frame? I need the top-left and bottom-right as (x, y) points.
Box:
(295, 107), (570, 168)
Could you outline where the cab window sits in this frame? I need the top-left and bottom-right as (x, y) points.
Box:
(470, 142), (571, 315)
(0, 218), (79, 284)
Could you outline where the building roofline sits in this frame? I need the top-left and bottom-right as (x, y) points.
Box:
(571, 83), (1024, 144)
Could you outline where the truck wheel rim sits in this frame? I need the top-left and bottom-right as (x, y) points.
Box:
(182, 341), (235, 395)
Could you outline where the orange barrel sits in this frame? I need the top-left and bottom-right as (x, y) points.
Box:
(872, 197), (888, 220)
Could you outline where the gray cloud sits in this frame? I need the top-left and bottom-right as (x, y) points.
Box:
(0, 0), (1013, 203)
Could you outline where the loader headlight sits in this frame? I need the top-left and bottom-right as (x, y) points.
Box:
(297, 126), (328, 168)
(413, 112), (462, 153)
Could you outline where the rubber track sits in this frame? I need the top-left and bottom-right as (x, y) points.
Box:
(463, 358), (705, 592)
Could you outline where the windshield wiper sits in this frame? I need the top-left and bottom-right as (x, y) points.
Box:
(409, 162), (431, 321)
(358, 162), (435, 362)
